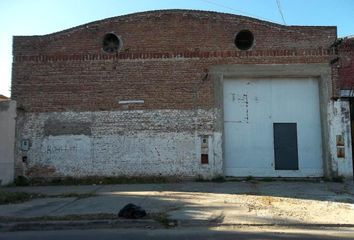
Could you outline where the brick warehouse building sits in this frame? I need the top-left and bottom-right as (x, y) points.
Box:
(11, 10), (354, 180)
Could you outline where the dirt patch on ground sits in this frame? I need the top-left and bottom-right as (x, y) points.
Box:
(222, 194), (354, 225)
(160, 191), (354, 225)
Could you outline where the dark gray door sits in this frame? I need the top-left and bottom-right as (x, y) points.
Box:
(273, 123), (299, 170)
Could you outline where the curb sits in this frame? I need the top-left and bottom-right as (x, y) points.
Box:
(0, 219), (162, 232)
(2, 218), (354, 232)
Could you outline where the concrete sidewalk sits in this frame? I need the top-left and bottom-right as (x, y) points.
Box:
(1, 181), (354, 230)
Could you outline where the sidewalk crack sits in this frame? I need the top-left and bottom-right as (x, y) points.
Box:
(49, 197), (79, 214)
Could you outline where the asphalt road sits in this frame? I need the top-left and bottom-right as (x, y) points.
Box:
(1, 227), (353, 240)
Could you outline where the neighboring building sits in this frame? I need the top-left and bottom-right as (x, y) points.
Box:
(0, 95), (9, 101)
(0, 98), (16, 185)
(337, 36), (354, 178)
(11, 10), (353, 180)
(338, 37), (354, 93)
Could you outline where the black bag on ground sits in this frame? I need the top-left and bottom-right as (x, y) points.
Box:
(118, 203), (147, 219)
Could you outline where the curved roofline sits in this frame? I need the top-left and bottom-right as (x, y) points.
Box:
(92, 9), (286, 27)
(16, 9), (336, 38)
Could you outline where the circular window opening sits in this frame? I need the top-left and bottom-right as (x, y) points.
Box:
(234, 30), (254, 50)
(102, 33), (121, 53)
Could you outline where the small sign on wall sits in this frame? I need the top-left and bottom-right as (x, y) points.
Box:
(336, 135), (345, 146)
(21, 139), (30, 151)
(337, 147), (345, 158)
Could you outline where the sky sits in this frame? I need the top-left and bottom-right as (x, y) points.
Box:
(0, 0), (353, 97)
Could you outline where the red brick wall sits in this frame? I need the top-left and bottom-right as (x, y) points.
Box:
(338, 37), (354, 90)
(12, 10), (337, 112)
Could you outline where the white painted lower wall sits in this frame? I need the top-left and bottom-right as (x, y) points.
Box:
(16, 109), (223, 179)
(14, 102), (354, 180)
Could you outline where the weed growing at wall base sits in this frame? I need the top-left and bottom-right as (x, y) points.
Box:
(12, 176), (171, 186)
(0, 191), (43, 204)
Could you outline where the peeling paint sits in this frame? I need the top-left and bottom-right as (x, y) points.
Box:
(16, 109), (223, 179)
(27, 164), (57, 178)
(328, 100), (354, 178)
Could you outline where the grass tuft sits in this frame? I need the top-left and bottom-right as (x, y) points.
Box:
(11, 176), (170, 187)
(150, 212), (177, 228)
(0, 191), (43, 204)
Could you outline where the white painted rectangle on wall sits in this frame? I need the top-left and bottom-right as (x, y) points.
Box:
(40, 135), (91, 176)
